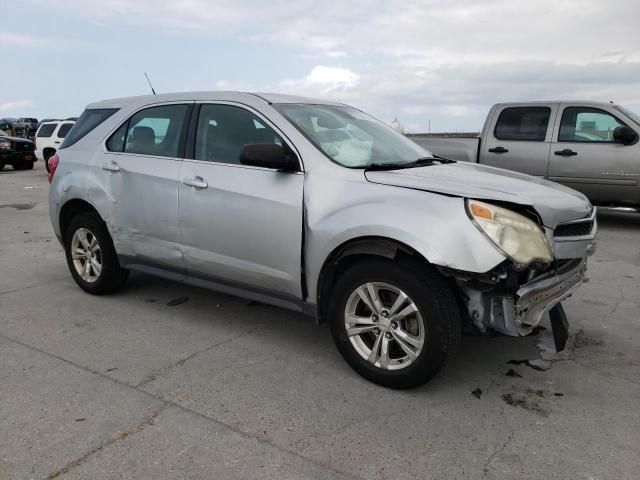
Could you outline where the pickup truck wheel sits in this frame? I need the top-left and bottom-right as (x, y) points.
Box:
(328, 258), (461, 389)
(64, 212), (129, 295)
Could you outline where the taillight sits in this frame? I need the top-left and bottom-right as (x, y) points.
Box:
(47, 154), (59, 184)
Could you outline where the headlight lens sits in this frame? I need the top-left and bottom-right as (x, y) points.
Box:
(466, 199), (553, 266)
(0, 140), (11, 150)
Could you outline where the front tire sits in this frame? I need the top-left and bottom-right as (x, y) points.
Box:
(64, 212), (129, 294)
(328, 258), (461, 389)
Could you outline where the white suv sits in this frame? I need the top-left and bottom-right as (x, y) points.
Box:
(35, 120), (75, 171)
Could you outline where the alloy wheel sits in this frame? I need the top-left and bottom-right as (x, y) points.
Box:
(344, 282), (425, 370)
(70, 227), (102, 283)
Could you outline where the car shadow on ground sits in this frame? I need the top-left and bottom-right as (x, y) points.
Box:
(117, 271), (542, 393)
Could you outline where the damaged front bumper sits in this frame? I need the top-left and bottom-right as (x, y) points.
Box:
(513, 259), (587, 335)
(452, 255), (592, 338)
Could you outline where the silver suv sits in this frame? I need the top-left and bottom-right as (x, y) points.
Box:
(49, 92), (597, 388)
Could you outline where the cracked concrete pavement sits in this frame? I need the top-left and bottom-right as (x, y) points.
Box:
(1, 163), (639, 479)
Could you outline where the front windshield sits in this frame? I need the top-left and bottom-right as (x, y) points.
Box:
(275, 103), (432, 168)
(615, 105), (640, 127)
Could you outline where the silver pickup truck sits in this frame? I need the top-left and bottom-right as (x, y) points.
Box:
(412, 101), (640, 210)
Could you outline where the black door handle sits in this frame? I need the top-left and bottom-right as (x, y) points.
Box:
(554, 149), (578, 157)
(488, 146), (508, 154)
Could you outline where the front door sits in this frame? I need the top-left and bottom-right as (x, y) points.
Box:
(178, 103), (304, 300)
(480, 104), (558, 177)
(100, 103), (192, 271)
(548, 105), (640, 204)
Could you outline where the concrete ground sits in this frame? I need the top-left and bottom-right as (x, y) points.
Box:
(1, 161), (639, 480)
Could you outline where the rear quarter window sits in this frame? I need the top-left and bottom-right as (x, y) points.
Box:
(494, 107), (551, 141)
(37, 124), (56, 138)
(60, 108), (118, 148)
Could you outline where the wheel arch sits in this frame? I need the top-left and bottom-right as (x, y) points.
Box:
(43, 147), (56, 159)
(315, 236), (431, 324)
(59, 198), (103, 239)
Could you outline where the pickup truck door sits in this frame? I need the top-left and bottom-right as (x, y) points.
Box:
(178, 102), (304, 301)
(547, 104), (640, 204)
(480, 104), (559, 177)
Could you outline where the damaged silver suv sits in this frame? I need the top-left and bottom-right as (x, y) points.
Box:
(49, 92), (596, 389)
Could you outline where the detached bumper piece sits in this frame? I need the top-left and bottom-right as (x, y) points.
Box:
(549, 303), (569, 352)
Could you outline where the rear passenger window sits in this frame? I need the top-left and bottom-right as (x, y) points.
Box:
(494, 107), (551, 141)
(57, 123), (74, 138)
(558, 107), (625, 142)
(122, 104), (189, 158)
(195, 104), (283, 165)
(37, 124), (56, 137)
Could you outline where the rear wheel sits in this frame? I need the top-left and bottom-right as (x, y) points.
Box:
(328, 257), (461, 389)
(64, 212), (129, 294)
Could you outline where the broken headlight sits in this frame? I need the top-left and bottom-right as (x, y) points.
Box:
(466, 199), (553, 267)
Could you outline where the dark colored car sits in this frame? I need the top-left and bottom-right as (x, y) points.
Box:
(0, 132), (36, 170)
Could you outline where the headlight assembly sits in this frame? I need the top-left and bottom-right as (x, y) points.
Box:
(466, 199), (553, 267)
(0, 140), (11, 150)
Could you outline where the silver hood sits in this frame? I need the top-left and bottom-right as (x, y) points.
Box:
(365, 162), (592, 228)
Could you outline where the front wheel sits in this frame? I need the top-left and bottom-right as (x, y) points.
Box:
(329, 258), (461, 389)
(64, 212), (129, 294)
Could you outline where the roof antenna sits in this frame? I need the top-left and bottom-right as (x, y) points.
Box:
(144, 72), (157, 95)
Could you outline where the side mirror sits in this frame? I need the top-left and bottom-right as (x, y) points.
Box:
(613, 125), (639, 145)
(239, 144), (298, 171)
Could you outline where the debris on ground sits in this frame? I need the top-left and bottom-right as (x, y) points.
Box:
(507, 359), (551, 372)
(166, 297), (189, 307)
(471, 388), (482, 399)
(505, 368), (522, 378)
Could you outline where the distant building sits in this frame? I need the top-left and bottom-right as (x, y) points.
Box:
(390, 117), (405, 134)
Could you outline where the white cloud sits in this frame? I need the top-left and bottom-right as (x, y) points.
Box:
(278, 66), (360, 96)
(306, 66), (360, 88)
(0, 32), (47, 48)
(0, 100), (34, 113)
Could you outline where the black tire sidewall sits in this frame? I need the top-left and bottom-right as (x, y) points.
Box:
(328, 258), (459, 389)
(64, 212), (126, 294)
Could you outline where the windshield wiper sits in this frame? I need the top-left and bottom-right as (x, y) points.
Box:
(365, 155), (456, 171)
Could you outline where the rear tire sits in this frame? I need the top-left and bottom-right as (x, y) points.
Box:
(64, 212), (129, 294)
(328, 257), (461, 389)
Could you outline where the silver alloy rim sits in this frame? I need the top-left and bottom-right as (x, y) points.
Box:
(71, 227), (102, 283)
(344, 282), (425, 370)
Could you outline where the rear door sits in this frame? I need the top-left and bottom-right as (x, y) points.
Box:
(101, 102), (192, 271)
(178, 102), (304, 300)
(548, 104), (640, 204)
(480, 104), (558, 177)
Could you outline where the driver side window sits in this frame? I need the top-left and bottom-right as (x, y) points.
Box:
(559, 107), (625, 143)
(195, 104), (283, 165)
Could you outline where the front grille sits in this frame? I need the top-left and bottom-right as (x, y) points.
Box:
(554, 219), (594, 238)
(11, 142), (34, 152)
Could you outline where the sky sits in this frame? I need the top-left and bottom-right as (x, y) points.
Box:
(1, 0), (639, 133)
